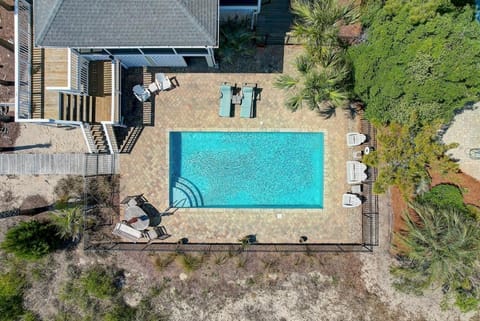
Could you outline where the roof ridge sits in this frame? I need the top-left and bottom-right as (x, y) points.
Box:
(176, 0), (215, 45)
(35, 0), (65, 46)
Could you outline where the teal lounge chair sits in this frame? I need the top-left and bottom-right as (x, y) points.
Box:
(219, 84), (232, 117)
(240, 85), (254, 118)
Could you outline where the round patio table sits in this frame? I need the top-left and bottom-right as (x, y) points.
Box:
(125, 206), (150, 230)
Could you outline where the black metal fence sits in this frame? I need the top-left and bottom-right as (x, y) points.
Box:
(83, 119), (379, 253)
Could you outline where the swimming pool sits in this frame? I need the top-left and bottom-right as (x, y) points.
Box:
(169, 131), (324, 208)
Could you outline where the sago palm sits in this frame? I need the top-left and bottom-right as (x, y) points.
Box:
(50, 206), (84, 242)
(291, 0), (359, 60)
(391, 202), (480, 301)
(274, 54), (349, 114)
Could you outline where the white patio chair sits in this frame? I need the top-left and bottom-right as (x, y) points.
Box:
(346, 132), (367, 147)
(342, 193), (362, 208)
(133, 85), (151, 102)
(347, 161), (368, 184)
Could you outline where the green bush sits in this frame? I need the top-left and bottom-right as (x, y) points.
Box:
(417, 184), (466, 211)
(349, 0), (480, 125)
(0, 271), (25, 321)
(1, 220), (60, 260)
(81, 267), (118, 299)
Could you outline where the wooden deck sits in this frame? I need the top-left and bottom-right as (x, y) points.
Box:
(44, 48), (69, 88)
(33, 53), (114, 123)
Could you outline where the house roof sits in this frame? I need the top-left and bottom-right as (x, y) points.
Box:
(33, 0), (219, 48)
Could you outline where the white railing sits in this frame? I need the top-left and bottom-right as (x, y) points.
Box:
(14, 0), (32, 120)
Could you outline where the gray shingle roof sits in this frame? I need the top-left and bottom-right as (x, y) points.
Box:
(34, 0), (219, 48)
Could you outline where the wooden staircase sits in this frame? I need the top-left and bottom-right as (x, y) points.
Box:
(59, 93), (95, 122)
(89, 124), (110, 154)
(256, 0), (294, 45)
(31, 48), (44, 119)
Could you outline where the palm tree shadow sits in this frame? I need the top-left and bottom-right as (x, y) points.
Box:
(318, 105), (336, 119)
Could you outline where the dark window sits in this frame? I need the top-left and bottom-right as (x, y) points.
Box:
(175, 48), (209, 55)
(220, 0), (257, 6)
(108, 48), (141, 55)
(77, 49), (109, 55)
(141, 48), (175, 55)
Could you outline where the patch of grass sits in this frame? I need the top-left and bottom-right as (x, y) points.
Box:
(81, 266), (119, 299)
(0, 270), (27, 320)
(153, 253), (177, 271)
(236, 254), (248, 269)
(213, 253), (229, 265)
(175, 254), (203, 273)
(261, 257), (279, 272)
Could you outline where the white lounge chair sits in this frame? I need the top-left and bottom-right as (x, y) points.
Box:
(342, 193), (362, 208)
(133, 85), (151, 102)
(346, 132), (367, 147)
(347, 161), (368, 184)
(112, 222), (143, 242)
(155, 73), (172, 91)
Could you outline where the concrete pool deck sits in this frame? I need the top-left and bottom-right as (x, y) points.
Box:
(119, 46), (364, 244)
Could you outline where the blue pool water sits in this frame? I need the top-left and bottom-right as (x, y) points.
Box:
(169, 132), (324, 208)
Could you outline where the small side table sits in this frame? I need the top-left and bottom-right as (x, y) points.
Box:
(351, 185), (362, 195)
(232, 94), (242, 105)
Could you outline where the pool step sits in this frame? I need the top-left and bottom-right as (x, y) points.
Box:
(171, 177), (203, 208)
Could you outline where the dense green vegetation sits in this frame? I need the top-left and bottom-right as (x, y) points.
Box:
(392, 201), (480, 312)
(1, 221), (60, 260)
(417, 184), (466, 210)
(275, 0), (358, 116)
(349, 0), (480, 125)
(363, 116), (458, 194)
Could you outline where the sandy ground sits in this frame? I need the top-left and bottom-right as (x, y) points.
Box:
(0, 124), (87, 212)
(13, 123), (88, 154)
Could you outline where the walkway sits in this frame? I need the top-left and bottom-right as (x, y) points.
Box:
(0, 153), (118, 175)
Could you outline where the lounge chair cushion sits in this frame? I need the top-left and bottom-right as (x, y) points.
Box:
(219, 84), (232, 117)
(240, 86), (254, 118)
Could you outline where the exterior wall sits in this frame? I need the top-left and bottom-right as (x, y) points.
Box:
(79, 48), (217, 68)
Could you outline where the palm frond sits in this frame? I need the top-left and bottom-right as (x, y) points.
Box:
(274, 74), (299, 90)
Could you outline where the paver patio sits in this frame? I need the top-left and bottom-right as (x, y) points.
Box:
(119, 46), (364, 244)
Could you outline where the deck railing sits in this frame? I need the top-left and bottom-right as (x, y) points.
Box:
(15, 0), (32, 120)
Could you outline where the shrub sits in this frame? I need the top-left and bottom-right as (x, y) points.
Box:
(54, 176), (84, 200)
(81, 267), (118, 299)
(349, 1), (480, 125)
(417, 184), (466, 211)
(1, 220), (60, 260)
(0, 271), (25, 320)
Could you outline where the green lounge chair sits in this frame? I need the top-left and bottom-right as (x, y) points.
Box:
(240, 85), (254, 118)
(219, 84), (232, 117)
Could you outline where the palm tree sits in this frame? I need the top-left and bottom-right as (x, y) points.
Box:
(290, 0), (359, 61)
(274, 54), (349, 115)
(391, 202), (480, 309)
(49, 207), (84, 242)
